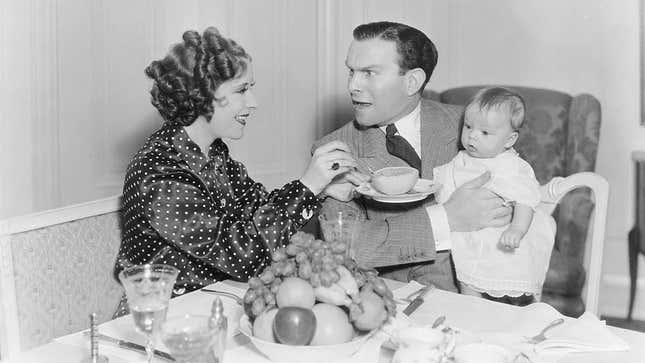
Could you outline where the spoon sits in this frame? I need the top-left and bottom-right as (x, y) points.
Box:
(200, 288), (243, 305)
(524, 318), (564, 344)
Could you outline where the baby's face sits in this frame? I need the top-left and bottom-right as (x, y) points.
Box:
(461, 107), (518, 158)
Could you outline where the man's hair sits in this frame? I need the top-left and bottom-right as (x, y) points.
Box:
(353, 21), (438, 92)
(466, 87), (526, 130)
(144, 27), (251, 126)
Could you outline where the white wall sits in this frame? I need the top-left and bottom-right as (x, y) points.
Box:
(1, 0), (643, 318)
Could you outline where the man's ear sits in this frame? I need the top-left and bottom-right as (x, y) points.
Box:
(404, 68), (426, 95)
(505, 131), (519, 149)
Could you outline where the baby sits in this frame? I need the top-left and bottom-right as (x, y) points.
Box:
(434, 87), (556, 302)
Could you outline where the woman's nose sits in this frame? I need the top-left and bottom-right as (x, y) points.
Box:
(246, 90), (258, 108)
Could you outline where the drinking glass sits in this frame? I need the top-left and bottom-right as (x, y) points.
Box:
(318, 209), (360, 258)
(119, 264), (179, 363)
(161, 314), (223, 363)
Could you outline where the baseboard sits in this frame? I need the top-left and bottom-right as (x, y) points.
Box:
(600, 274), (645, 320)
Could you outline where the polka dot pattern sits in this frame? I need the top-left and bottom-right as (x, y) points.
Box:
(114, 124), (320, 297)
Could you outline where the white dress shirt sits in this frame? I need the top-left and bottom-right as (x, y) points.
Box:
(380, 102), (452, 251)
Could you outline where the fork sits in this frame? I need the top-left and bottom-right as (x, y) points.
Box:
(200, 288), (244, 305)
(524, 318), (564, 344)
(396, 285), (432, 304)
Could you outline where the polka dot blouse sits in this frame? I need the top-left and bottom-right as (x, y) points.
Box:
(114, 124), (320, 296)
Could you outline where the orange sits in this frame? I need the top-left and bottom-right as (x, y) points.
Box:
(275, 277), (315, 309)
(310, 303), (354, 345)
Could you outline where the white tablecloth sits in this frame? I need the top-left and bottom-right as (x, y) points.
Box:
(9, 280), (645, 363)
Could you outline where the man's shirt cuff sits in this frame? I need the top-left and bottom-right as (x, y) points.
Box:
(426, 204), (451, 251)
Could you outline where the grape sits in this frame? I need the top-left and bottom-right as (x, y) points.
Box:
(319, 270), (335, 287)
(264, 290), (275, 305)
(259, 270), (275, 284)
(312, 249), (325, 261)
(282, 260), (296, 276)
(244, 289), (258, 304)
(310, 240), (323, 250)
(309, 273), (322, 288)
(295, 251), (308, 263)
(270, 283), (280, 294)
(248, 277), (263, 289)
(251, 298), (266, 316)
(298, 262), (312, 279)
(328, 269), (340, 283)
(272, 249), (287, 262)
(331, 241), (347, 254)
(321, 254), (335, 266)
(333, 254), (345, 264)
(286, 243), (301, 256)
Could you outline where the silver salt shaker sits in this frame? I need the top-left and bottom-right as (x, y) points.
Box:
(81, 313), (109, 363)
(209, 297), (228, 363)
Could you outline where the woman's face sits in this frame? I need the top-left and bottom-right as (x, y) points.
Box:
(209, 62), (258, 140)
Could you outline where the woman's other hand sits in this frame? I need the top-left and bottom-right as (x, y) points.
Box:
(300, 141), (357, 195)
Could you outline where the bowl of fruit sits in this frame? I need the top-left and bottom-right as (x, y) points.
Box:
(239, 232), (397, 363)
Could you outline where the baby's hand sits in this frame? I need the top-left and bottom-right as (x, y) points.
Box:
(499, 227), (524, 250)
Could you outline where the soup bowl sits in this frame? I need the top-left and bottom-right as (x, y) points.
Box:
(371, 166), (419, 195)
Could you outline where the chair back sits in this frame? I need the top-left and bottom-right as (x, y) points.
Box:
(0, 196), (123, 359)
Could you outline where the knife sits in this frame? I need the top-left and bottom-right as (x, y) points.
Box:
(402, 285), (434, 316)
(83, 331), (175, 361)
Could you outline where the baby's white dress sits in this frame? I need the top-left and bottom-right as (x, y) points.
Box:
(434, 149), (556, 297)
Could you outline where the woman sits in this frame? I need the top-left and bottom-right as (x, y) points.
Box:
(113, 27), (358, 313)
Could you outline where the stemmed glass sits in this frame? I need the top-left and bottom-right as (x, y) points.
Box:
(119, 264), (179, 363)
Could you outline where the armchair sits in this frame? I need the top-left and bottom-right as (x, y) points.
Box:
(427, 86), (602, 317)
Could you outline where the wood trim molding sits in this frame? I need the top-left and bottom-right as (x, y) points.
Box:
(0, 195), (121, 236)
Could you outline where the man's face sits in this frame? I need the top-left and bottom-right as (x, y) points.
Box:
(461, 107), (517, 158)
(345, 38), (412, 127)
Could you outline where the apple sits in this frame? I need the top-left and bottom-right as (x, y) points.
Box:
(272, 307), (316, 345)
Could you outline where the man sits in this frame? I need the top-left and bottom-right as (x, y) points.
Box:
(314, 21), (511, 292)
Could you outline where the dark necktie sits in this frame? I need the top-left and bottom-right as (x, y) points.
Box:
(385, 124), (422, 174)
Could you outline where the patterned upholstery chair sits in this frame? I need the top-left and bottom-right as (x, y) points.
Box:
(426, 86), (602, 317)
(0, 196), (123, 360)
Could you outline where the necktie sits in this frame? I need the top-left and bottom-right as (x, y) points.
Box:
(385, 124), (422, 174)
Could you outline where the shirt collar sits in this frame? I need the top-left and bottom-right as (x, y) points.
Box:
(164, 124), (228, 172)
(379, 101), (422, 155)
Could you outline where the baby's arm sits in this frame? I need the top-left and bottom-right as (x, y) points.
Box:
(499, 203), (534, 249)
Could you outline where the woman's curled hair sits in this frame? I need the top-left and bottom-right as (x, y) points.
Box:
(144, 27), (251, 126)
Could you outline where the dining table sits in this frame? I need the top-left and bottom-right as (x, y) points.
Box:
(9, 279), (645, 363)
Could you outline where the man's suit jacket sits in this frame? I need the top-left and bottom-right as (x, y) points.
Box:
(314, 98), (463, 268)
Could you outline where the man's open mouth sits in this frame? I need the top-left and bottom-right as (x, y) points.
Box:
(352, 100), (372, 108)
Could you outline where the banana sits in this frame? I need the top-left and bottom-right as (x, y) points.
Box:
(314, 283), (352, 306)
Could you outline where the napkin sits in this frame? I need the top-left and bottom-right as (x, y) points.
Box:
(533, 312), (629, 354)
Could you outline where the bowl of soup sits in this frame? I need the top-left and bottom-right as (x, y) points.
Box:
(371, 167), (419, 195)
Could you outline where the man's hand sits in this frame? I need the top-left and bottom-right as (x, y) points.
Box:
(321, 170), (370, 202)
(444, 172), (512, 232)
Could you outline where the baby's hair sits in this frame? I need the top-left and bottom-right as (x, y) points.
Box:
(465, 87), (526, 130)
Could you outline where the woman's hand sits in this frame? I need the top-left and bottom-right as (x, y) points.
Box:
(300, 141), (357, 195)
(321, 170), (370, 201)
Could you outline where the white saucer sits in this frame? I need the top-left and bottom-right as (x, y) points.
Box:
(355, 178), (441, 203)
